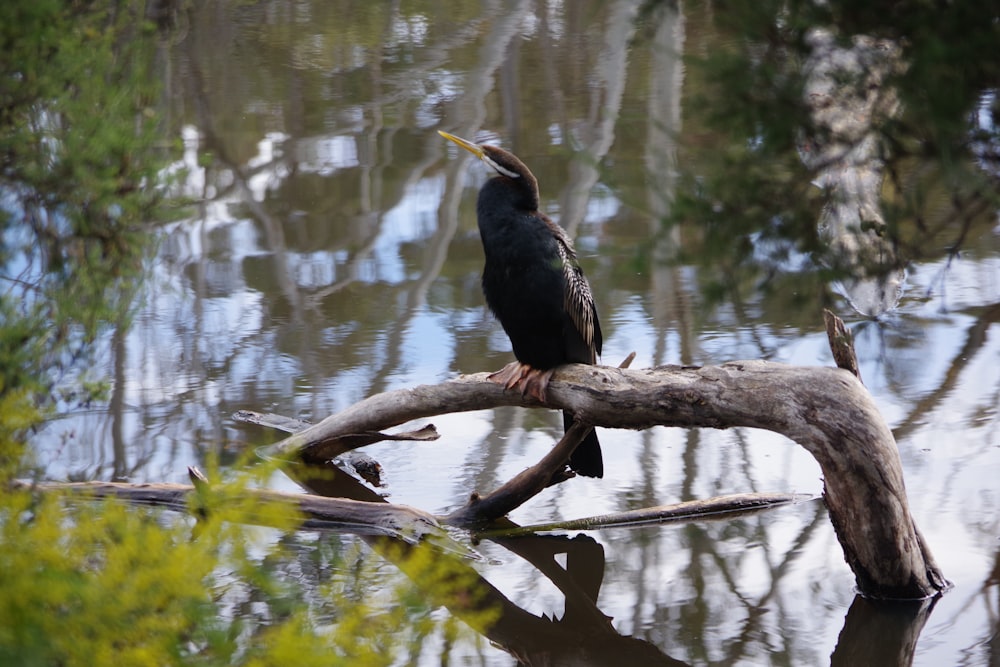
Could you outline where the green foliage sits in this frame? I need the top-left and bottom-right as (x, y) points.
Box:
(0, 0), (165, 477)
(0, 468), (497, 665)
(0, 491), (215, 666)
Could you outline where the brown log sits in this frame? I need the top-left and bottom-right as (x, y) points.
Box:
(11, 478), (446, 545)
(269, 360), (949, 600)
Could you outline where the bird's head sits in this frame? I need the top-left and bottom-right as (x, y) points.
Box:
(438, 131), (533, 182)
(439, 131), (541, 211)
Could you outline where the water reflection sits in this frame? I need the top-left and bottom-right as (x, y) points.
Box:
(801, 28), (908, 318)
(32, 0), (1000, 664)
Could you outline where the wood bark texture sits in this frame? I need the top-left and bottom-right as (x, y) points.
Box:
(270, 359), (948, 600)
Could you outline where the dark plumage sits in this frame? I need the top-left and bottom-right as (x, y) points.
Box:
(439, 131), (604, 478)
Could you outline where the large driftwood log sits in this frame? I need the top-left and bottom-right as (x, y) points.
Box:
(269, 359), (948, 600)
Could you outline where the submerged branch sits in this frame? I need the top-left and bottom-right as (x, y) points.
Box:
(476, 492), (818, 538)
(12, 478), (445, 545)
(13, 478), (811, 553)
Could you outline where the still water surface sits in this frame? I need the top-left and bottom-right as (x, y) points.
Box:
(35, 2), (1000, 664)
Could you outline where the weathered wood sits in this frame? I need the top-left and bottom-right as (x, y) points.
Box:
(268, 360), (948, 599)
(12, 479), (444, 544)
(476, 492), (817, 538)
(13, 478), (810, 557)
(445, 420), (593, 527)
(824, 309), (861, 381)
(235, 408), (440, 450)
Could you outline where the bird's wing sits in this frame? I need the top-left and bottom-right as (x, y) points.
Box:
(548, 220), (602, 359)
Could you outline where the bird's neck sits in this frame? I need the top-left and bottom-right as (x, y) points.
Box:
(481, 174), (539, 212)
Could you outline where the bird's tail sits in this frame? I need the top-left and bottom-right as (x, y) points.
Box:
(563, 411), (603, 478)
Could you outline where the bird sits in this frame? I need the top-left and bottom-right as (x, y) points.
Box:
(438, 130), (604, 478)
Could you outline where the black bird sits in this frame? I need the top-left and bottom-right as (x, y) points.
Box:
(439, 131), (604, 478)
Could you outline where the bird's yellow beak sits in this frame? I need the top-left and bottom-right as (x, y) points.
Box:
(438, 131), (484, 160)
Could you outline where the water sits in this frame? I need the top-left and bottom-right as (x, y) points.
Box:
(32, 1), (1000, 664)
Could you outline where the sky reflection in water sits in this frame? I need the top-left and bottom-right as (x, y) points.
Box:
(30, 2), (1000, 665)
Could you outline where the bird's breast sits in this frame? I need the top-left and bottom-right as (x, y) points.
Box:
(478, 210), (558, 263)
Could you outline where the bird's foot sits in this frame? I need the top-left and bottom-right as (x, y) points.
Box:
(487, 362), (553, 402)
(487, 361), (528, 390)
(519, 366), (554, 402)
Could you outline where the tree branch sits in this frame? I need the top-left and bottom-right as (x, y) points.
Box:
(476, 492), (817, 538)
(445, 420), (592, 527)
(265, 359), (949, 600)
(824, 309), (861, 381)
(12, 477), (445, 545)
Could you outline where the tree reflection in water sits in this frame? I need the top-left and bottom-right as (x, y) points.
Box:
(30, 0), (1000, 664)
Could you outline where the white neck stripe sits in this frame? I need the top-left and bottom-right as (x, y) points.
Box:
(484, 156), (520, 179)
